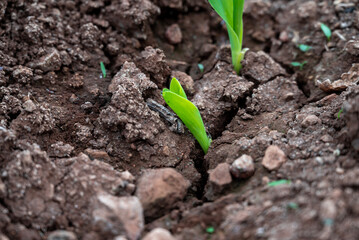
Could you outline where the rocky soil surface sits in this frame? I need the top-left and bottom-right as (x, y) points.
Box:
(0, 0), (358, 239)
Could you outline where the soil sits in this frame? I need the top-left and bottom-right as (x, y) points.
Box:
(0, 0), (358, 239)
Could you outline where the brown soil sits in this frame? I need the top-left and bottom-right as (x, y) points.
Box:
(0, 0), (358, 239)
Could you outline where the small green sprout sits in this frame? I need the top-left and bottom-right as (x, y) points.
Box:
(162, 78), (211, 153)
(208, 0), (248, 74)
(100, 61), (106, 78)
(287, 202), (299, 210)
(298, 44), (312, 52)
(291, 61), (308, 70)
(320, 23), (332, 41)
(337, 108), (343, 119)
(206, 226), (215, 234)
(198, 63), (204, 73)
(268, 179), (291, 187)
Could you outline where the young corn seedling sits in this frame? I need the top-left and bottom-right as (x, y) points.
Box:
(209, 0), (248, 74)
(291, 61), (308, 70)
(100, 61), (106, 78)
(320, 23), (332, 41)
(162, 78), (211, 154)
(298, 44), (312, 52)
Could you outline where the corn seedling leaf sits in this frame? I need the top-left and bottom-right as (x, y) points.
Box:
(268, 179), (291, 187)
(298, 44), (312, 52)
(291, 61), (307, 70)
(320, 23), (332, 41)
(162, 80), (211, 153)
(206, 227), (215, 234)
(198, 63), (204, 73)
(100, 62), (106, 78)
(287, 202), (299, 210)
(208, 0), (246, 74)
(169, 77), (187, 99)
(337, 108), (343, 119)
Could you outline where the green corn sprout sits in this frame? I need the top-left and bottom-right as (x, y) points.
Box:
(268, 179), (291, 187)
(320, 23), (332, 41)
(162, 78), (211, 153)
(209, 0), (248, 74)
(298, 44), (312, 52)
(100, 61), (106, 78)
(337, 108), (343, 119)
(198, 63), (204, 73)
(291, 61), (308, 70)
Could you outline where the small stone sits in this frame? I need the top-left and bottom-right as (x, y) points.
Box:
(12, 66), (33, 84)
(279, 31), (289, 42)
(135, 168), (190, 219)
(345, 40), (359, 56)
(320, 134), (333, 143)
(22, 100), (36, 112)
(30, 48), (62, 72)
(262, 145), (287, 171)
(142, 228), (176, 240)
(69, 73), (84, 88)
(84, 148), (111, 162)
(208, 163), (232, 186)
(165, 24), (182, 44)
(301, 115), (321, 128)
(320, 199), (337, 221)
(113, 237), (128, 240)
(81, 102), (93, 112)
(47, 230), (77, 240)
(204, 163), (232, 201)
(107, 42), (120, 56)
(49, 141), (74, 157)
(0, 178), (6, 198)
(94, 194), (144, 240)
(69, 94), (79, 104)
(230, 154), (255, 179)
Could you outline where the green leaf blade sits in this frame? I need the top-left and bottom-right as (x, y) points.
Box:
(320, 23), (332, 41)
(100, 61), (106, 78)
(169, 77), (187, 99)
(298, 44), (312, 52)
(208, 0), (246, 74)
(162, 91), (211, 153)
(208, 0), (234, 27)
(268, 179), (291, 187)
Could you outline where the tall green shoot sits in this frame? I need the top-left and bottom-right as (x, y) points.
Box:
(208, 0), (247, 74)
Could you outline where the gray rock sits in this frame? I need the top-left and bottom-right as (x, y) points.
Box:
(93, 194), (144, 240)
(230, 154), (255, 179)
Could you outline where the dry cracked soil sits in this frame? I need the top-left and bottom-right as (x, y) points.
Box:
(0, 0), (359, 239)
